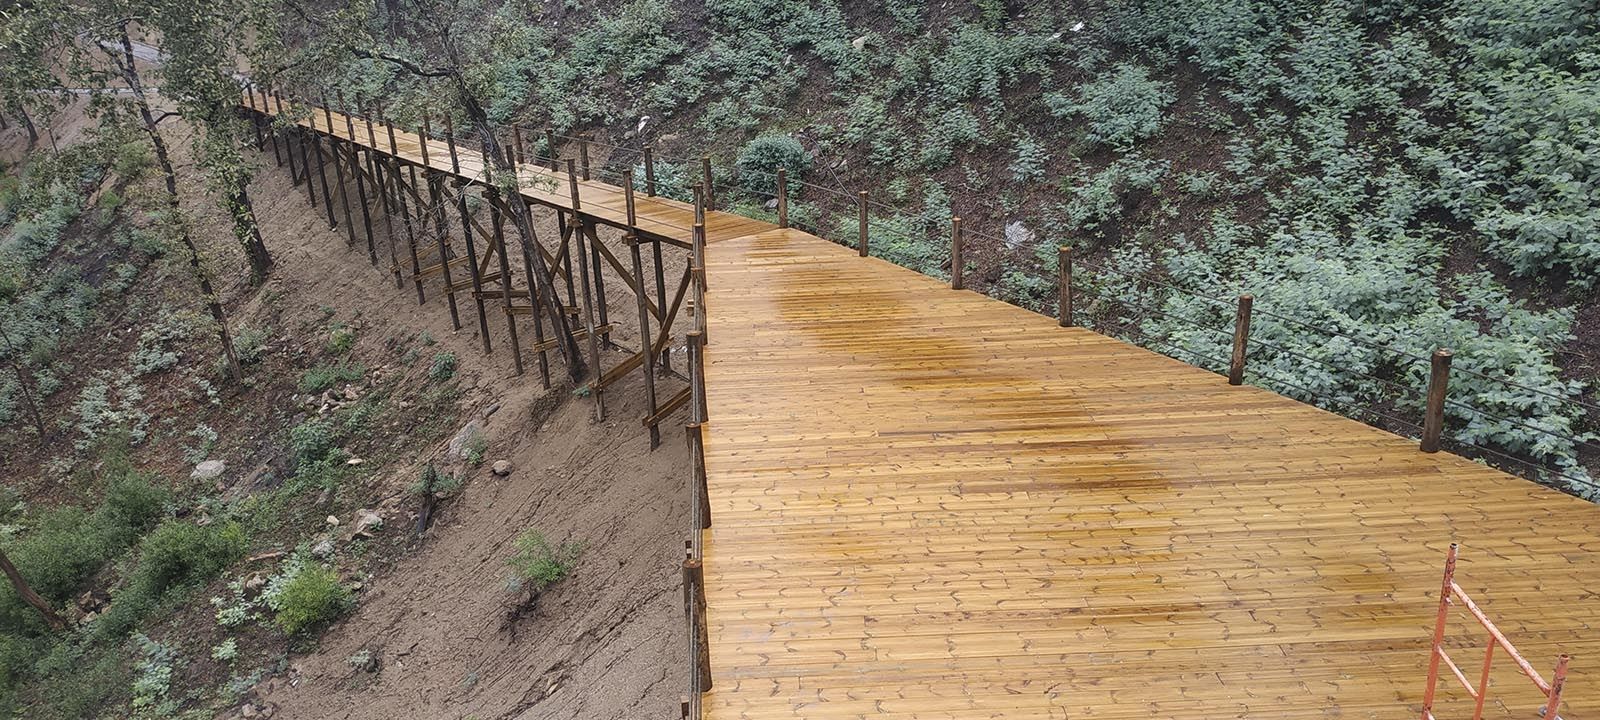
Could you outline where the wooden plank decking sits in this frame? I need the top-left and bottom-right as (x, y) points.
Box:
(698, 229), (1599, 719)
(245, 94), (1599, 718)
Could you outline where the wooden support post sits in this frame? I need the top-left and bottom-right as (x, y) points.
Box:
(384, 114), (425, 301)
(488, 195), (526, 377)
(701, 156), (714, 210)
(1421, 348), (1452, 453)
(686, 420), (711, 533)
(682, 550), (711, 692)
(311, 113), (337, 228)
(276, 93), (302, 186)
(579, 138), (591, 181)
(322, 98), (357, 248)
(512, 126), (524, 166)
(858, 190), (869, 257)
(652, 233), (672, 375)
(951, 217), (965, 290)
(1058, 246), (1074, 328)
(1228, 294), (1253, 385)
(776, 168), (788, 229)
(589, 222), (612, 349)
(443, 116), (491, 354)
(361, 101), (397, 277)
(575, 224), (606, 421)
(643, 146), (658, 197)
(545, 128), (558, 170)
(630, 236), (661, 449)
(566, 159), (582, 211)
(693, 184), (705, 228)
(261, 87), (282, 166)
(427, 173), (463, 330)
(341, 94), (377, 264)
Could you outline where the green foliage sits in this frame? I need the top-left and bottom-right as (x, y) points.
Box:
(428, 352), (457, 382)
(1047, 63), (1175, 148)
(408, 463), (463, 498)
(735, 135), (808, 194)
(326, 324), (356, 355)
(263, 557), (352, 634)
(129, 634), (176, 714)
(299, 362), (363, 393)
(0, 473), (170, 634)
(505, 530), (580, 594)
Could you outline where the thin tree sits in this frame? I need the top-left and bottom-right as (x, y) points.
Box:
(84, 22), (245, 382)
(0, 492), (66, 631)
(149, 1), (274, 282)
(0, 272), (48, 442)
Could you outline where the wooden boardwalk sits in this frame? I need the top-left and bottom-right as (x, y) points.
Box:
(698, 230), (1599, 719)
(243, 94), (1599, 719)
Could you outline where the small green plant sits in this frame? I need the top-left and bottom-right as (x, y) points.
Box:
(326, 324), (356, 355)
(428, 352), (457, 382)
(417, 330), (436, 346)
(408, 463), (463, 498)
(464, 429), (487, 467)
(264, 557), (352, 634)
(505, 530), (581, 594)
(1046, 62), (1174, 148)
(210, 638), (239, 663)
(130, 634), (176, 714)
(299, 363), (364, 393)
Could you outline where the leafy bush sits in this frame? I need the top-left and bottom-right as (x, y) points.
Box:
(232, 326), (268, 365)
(264, 557), (352, 634)
(288, 417), (346, 494)
(735, 135), (808, 194)
(428, 352), (457, 382)
(1047, 63), (1175, 147)
(326, 324), (356, 355)
(408, 463), (463, 498)
(505, 530), (580, 594)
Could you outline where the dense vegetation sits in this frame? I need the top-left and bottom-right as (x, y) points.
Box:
(287, 0), (1593, 495)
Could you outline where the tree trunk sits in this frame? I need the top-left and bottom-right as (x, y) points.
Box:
(113, 26), (243, 382)
(18, 107), (37, 149)
(454, 86), (584, 383)
(0, 323), (48, 441)
(229, 185), (273, 283)
(0, 548), (66, 631)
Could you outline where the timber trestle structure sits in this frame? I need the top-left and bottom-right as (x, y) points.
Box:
(242, 88), (708, 440)
(240, 89), (1599, 719)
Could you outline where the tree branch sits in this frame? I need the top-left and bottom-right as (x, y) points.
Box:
(351, 48), (451, 78)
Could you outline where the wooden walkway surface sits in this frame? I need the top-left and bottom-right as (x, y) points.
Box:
(244, 94), (1599, 719)
(698, 229), (1599, 719)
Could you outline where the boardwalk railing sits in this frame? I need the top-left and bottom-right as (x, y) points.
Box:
(1421, 544), (1571, 720)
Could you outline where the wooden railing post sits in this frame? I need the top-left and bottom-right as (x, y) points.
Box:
(544, 128), (558, 170)
(951, 217), (964, 290)
(566, 159), (582, 210)
(1420, 543), (1459, 719)
(1228, 294), (1253, 385)
(776, 168), (788, 229)
(701, 156), (714, 210)
(643, 145), (658, 197)
(579, 137), (591, 180)
(1058, 246), (1072, 327)
(857, 191), (869, 257)
(511, 126), (524, 166)
(682, 546), (711, 693)
(1421, 348), (1452, 453)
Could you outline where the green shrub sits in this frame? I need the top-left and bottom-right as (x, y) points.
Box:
(326, 324), (356, 355)
(735, 135), (808, 194)
(408, 463), (463, 498)
(232, 326), (269, 365)
(505, 530), (580, 594)
(298, 363), (363, 393)
(288, 418), (346, 494)
(131, 521), (246, 592)
(1046, 63), (1175, 147)
(265, 559), (352, 634)
(428, 352), (456, 382)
